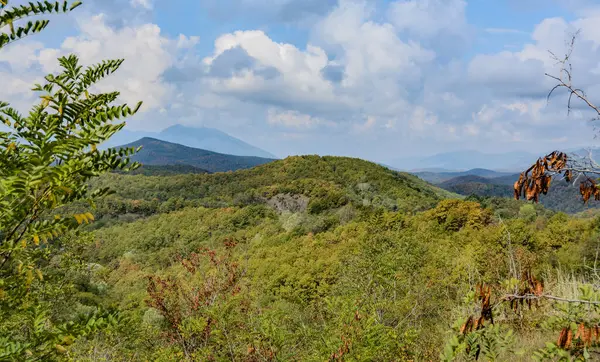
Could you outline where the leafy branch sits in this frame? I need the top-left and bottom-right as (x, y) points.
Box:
(0, 1), (83, 49)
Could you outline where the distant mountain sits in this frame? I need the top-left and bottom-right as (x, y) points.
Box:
(158, 125), (276, 159)
(409, 168), (460, 173)
(393, 150), (537, 172)
(439, 175), (494, 187)
(432, 170), (598, 214)
(102, 125), (276, 159)
(414, 168), (514, 184)
(121, 138), (275, 173)
(490, 173), (521, 186)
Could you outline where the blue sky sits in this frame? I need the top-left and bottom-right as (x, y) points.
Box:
(2, 0), (600, 164)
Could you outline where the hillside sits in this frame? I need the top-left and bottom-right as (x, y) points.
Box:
(438, 174), (493, 187)
(440, 180), (514, 199)
(120, 137), (275, 173)
(85, 155), (460, 224)
(102, 124), (277, 158)
(72, 155), (597, 361)
(436, 172), (599, 214)
(490, 173), (521, 185)
(415, 168), (514, 184)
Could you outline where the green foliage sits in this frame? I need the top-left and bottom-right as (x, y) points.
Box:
(0, 0), (82, 49)
(519, 204), (537, 221)
(441, 324), (517, 362)
(532, 283), (600, 361)
(0, 54), (142, 271)
(0, 54), (142, 359)
(67, 180), (600, 360)
(80, 155), (457, 226)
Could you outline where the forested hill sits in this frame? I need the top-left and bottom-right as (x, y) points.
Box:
(434, 172), (597, 214)
(87, 155), (459, 223)
(120, 137), (275, 173)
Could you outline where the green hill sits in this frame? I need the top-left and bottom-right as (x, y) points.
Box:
(415, 168), (514, 184)
(439, 175), (513, 199)
(69, 154), (599, 361)
(120, 137), (275, 173)
(45, 147), (600, 361)
(88, 155), (460, 223)
(439, 175), (494, 187)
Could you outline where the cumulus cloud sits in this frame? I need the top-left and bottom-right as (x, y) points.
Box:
(183, 0), (600, 156)
(387, 0), (467, 39)
(267, 108), (335, 129)
(0, 12), (200, 124)
(196, 0), (439, 129)
(468, 15), (600, 96)
(459, 9), (600, 152)
(130, 0), (153, 9)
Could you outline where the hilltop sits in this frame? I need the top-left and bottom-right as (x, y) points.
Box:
(88, 155), (459, 223)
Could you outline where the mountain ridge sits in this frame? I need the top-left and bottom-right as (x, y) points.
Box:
(121, 137), (275, 173)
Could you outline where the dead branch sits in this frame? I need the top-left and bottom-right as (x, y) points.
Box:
(545, 29), (600, 120)
(504, 293), (600, 306)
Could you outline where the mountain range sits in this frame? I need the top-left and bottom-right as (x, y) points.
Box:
(394, 147), (600, 173)
(392, 150), (538, 172)
(417, 169), (597, 214)
(413, 168), (514, 184)
(102, 124), (277, 159)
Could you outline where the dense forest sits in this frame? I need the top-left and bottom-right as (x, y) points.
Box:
(12, 153), (600, 360)
(4, 1), (600, 361)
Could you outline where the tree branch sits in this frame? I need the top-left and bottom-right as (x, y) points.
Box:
(504, 293), (600, 305)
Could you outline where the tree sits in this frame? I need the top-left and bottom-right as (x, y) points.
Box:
(0, 53), (143, 359)
(0, 0), (82, 49)
(515, 31), (600, 205)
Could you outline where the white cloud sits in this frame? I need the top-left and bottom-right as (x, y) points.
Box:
(5, 0), (600, 159)
(485, 28), (528, 35)
(387, 0), (468, 38)
(130, 0), (153, 10)
(352, 116), (377, 133)
(197, 0), (439, 133)
(267, 108), (334, 129)
(317, 1), (435, 86)
(409, 106), (438, 131)
(0, 13), (199, 120)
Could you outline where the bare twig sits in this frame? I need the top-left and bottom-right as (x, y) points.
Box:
(504, 293), (600, 305)
(545, 30), (600, 119)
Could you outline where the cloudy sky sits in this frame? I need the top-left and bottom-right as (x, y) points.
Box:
(2, 0), (600, 162)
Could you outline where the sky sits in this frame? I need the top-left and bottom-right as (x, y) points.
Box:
(2, 0), (600, 163)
